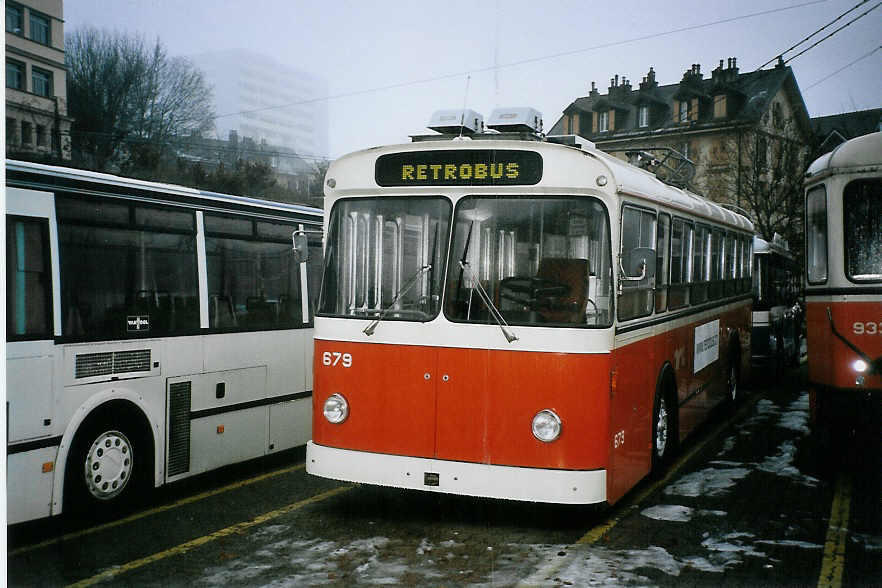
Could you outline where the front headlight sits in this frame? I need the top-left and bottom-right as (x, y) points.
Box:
(852, 359), (868, 373)
(532, 409), (562, 442)
(323, 393), (349, 424)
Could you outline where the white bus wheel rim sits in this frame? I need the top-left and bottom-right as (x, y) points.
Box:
(84, 430), (133, 500)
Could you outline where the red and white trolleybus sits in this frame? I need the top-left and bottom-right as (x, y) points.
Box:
(306, 109), (753, 505)
(804, 131), (882, 430)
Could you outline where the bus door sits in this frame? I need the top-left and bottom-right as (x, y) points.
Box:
(6, 188), (60, 523)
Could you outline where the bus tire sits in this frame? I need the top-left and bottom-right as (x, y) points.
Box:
(651, 371), (677, 473)
(64, 403), (152, 516)
(727, 344), (741, 405)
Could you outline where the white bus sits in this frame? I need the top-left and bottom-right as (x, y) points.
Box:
(5, 160), (323, 524)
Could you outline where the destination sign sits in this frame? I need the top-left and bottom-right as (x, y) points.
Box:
(375, 149), (542, 186)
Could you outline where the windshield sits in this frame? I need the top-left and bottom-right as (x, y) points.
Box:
(317, 197), (451, 319)
(444, 195), (613, 327)
(844, 179), (882, 283)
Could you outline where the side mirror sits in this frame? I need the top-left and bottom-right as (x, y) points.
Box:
(622, 247), (656, 280)
(292, 231), (309, 263)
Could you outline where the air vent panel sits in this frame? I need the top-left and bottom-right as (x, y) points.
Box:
(75, 349), (152, 379)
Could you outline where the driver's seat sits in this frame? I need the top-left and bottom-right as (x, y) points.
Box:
(536, 257), (589, 323)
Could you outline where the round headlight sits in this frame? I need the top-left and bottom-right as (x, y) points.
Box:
(532, 409), (562, 442)
(852, 359), (868, 373)
(323, 393), (349, 424)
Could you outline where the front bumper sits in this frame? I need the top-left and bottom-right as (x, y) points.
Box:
(306, 441), (607, 505)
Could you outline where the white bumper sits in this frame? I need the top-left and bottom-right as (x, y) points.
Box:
(306, 441), (607, 504)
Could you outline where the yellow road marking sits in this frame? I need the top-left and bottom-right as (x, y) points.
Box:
(66, 485), (351, 588)
(10, 463), (305, 557)
(817, 474), (852, 588)
(518, 393), (761, 586)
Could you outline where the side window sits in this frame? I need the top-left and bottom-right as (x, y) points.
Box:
(669, 218), (692, 309)
(691, 225), (709, 304)
(708, 228), (724, 300)
(725, 233), (737, 296)
(618, 206), (656, 321)
(57, 196), (199, 339)
(806, 186), (828, 284)
(655, 213), (671, 313)
(205, 215), (304, 330)
(6, 216), (52, 339)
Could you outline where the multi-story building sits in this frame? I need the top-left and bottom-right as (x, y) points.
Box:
(5, 0), (72, 159)
(549, 57), (814, 248)
(190, 49), (328, 161)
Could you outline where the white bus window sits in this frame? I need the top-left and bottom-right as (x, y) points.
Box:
(205, 215), (304, 330)
(806, 186), (828, 284)
(6, 216), (52, 339)
(618, 206), (656, 321)
(446, 196), (612, 327)
(843, 179), (882, 283)
(57, 196), (199, 339)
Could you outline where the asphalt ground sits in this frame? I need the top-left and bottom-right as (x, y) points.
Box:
(7, 362), (880, 587)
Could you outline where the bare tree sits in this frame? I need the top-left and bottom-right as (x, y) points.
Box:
(732, 123), (809, 261)
(65, 27), (214, 172)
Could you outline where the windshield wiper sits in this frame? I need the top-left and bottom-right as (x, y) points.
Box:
(458, 259), (518, 343)
(363, 264), (432, 336)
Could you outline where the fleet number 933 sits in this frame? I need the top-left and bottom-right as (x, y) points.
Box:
(853, 321), (882, 335)
(322, 351), (353, 367)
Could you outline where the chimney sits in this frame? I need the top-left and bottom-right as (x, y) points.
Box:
(589, 81), (599, 98)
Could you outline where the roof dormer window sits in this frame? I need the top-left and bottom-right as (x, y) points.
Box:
(599, 111), (609, 132)
(678, 101), (689, 123)
(638, 105), (650, 128)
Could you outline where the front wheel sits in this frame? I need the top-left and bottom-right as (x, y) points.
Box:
(65, 414), (149, 515)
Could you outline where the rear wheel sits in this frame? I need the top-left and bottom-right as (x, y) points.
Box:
(651, 380), (676, 473)
(727, 345), (742, 405)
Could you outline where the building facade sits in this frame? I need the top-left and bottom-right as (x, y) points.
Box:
(549, 58), (814, 247)
(189, 49), (329, 161)
(6, 0), (72, 159)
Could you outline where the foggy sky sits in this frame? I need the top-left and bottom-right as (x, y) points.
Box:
(64, 0), (881, 160)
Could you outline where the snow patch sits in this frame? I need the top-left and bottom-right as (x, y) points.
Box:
(663, 467), (751, 497)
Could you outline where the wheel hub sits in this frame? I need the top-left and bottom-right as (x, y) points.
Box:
(656, 397), (668, 456)
(84, 430), (132, 500)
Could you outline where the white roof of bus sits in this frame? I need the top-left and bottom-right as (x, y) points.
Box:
(331, 139), (753, 232)
(6, 159), (323, 219)
(806, 131), (882, 179)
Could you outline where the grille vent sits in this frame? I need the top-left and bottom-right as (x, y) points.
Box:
(167, 381), (192, 477)
(75, 350), (151, 379)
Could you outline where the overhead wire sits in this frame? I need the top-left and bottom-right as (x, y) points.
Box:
(803, 44), (882, 90)
(756, 0), (871, 69)
(782, 1), (881, 64)
(212, 0), (828, 123)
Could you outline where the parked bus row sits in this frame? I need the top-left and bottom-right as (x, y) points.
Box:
(10, 128), (874, 524)
(6, 160), (322, 524)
